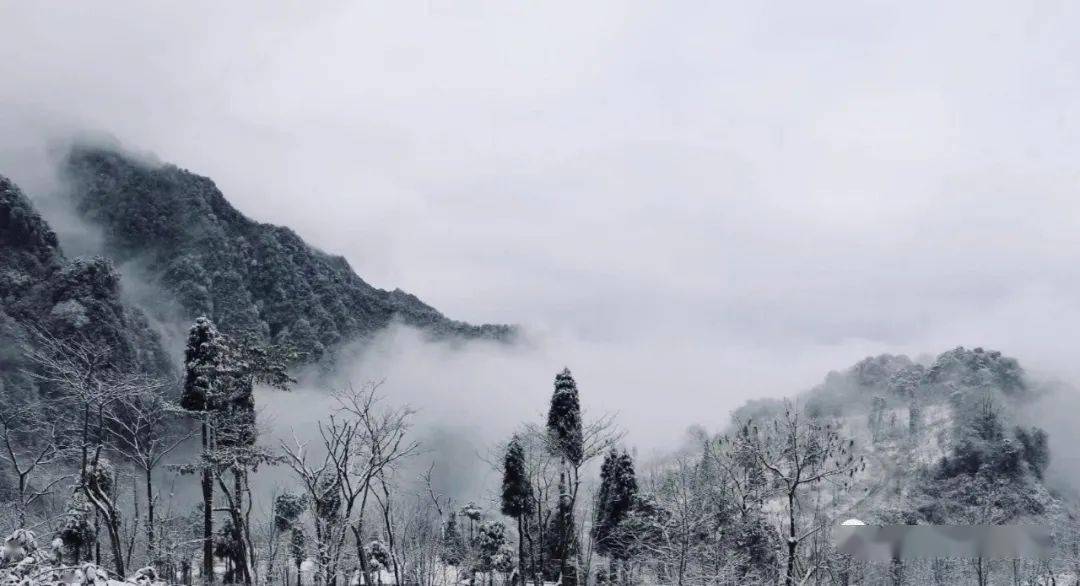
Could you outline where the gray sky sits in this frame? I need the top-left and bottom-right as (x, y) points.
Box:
(4, 1), (1080, 450)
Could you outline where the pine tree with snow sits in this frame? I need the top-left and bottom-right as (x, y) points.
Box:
(547, 368), (584, 466)
(441, 511), (466, 566)
(182, 317), (226, 586)
(182, 317), (295, 585)
(181, 317), (228, 413)
(501, 435), (532, 519)
(546, 471), (579, 585)
(501, 434), (532, 584)
(593, 449), (638, 575)
(545, 368), (588, 585)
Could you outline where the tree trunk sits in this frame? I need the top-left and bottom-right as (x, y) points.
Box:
(107, 516), (126, 578)
(16, 474), (27, 528)
(352, 523), (374, 586)
(202, 419), (215, 585)
(94, 510), (101, 565)
(231, 469), (253, 584)
(517, 516), (527, 585)
(785, 491), (797, 586)
(146, 467), (156, 564)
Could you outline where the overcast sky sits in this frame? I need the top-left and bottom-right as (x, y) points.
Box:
(3, 1), (1080, 450)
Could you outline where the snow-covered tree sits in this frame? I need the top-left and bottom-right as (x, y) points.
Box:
(735, 402), (863, 586)
(0, 395), (62, 529)
(441, 511), (466, 567)
(181, 317), (227, 585)
(475, 521), (509, 583)
(280, 383), (419, 586)
(181, 316), (295, 585)
(102, 380), (191, 565)
(501, 434), (532, 584)
(543, 368), (620, 585)
(547, 369), (584, 468)
(593, 449), (637, 581)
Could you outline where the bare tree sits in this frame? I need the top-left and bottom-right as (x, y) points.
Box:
(280, 382), (419, 586)
(0, 396), (67, 529)
(102, 379), (193, 566)
(503, 425), (559, 585)
(22, 325), (150, 577)
(402, 463), (450, 586)
(734, 401), (863, 586)
(336, 382), (420, 585)
(281, 415), (355, 585)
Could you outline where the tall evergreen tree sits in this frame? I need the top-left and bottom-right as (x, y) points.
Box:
(181, 318), (294, 585)
(593, 449), (638, 571)
(546, 368), (585, 585)
(181, 317), (228, 585)
(213, 335), (292, 585)
(502, 434), (532, 585)
(546, 368), (584, 466)
(544, 472), (578, 584)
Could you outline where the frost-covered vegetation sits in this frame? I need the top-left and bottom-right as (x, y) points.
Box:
(61, 146), (513, 363)
(3, 308), (1075, 585)
(5, 165), (1080, 586)
(1, 175), (171, 424)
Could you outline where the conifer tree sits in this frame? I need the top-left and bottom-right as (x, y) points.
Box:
(502, 434), (532, 584)
(593, 449), (638, 580)
(442, 511), (466, 566)
(181, 317), (295, 584)
(545, 472), (578, 584)
(181, 317), (227, 585)
(547, 368), (584, 467)
(545, 368), (586, 585)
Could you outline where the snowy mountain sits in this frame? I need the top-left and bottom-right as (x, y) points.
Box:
(60, 144), (514, 363)
(0, 174), (171, 403)
(733, 347), (1064, 527)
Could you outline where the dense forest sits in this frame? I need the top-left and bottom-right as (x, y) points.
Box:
(1, 151), (1078, 586)
(63, 145), (513, 363)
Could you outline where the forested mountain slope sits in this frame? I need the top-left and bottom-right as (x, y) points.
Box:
(0, 175), (170, 404)
(729, 347), (1062, 527)
(626, 347), (1072, 583)
(61, 145), (514, 363)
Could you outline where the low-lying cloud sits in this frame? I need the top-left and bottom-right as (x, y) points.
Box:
(4, 1), (1080, 476)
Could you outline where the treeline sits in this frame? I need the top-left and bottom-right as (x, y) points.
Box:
(0, 318), (1076, 586)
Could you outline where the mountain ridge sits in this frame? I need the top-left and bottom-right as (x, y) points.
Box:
(60, 144), (515, 363)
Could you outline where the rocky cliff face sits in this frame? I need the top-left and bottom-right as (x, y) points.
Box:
(0, 175), (171, 404)
(61, 145), (514, 363)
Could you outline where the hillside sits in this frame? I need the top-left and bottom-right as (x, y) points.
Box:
(733, 347), (1065, 527)
(61, 144), (514, 363)
(0, 175), (171, 404)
